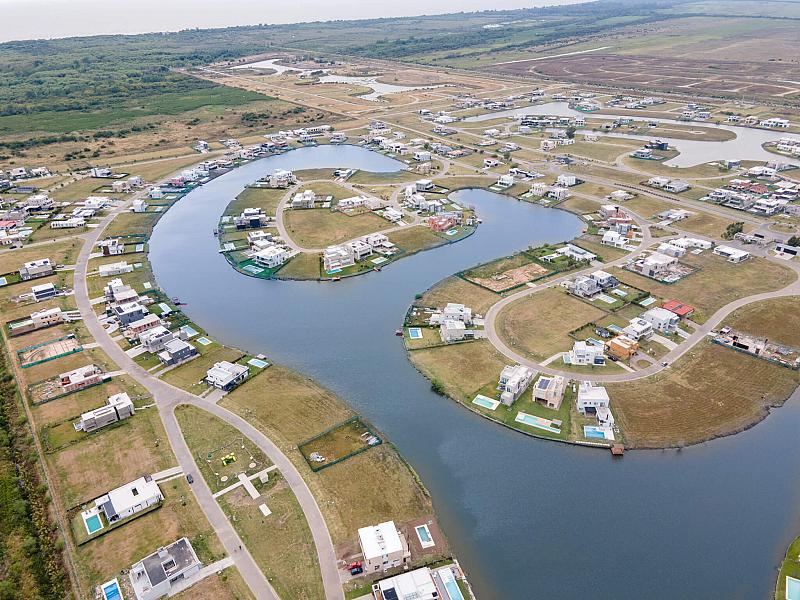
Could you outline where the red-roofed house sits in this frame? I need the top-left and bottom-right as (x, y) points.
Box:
(662, 299), (695, 319)
(0, 220), (18, 231)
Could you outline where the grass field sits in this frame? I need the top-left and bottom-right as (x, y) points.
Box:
(611, 253), (796, 323)
(283, 208), (390, 248)
(48, 407), (174, 508)
(174, 405), (270, 493)
(219, 366), (435, 546)
(226, 187), (287, 218)
(415, 276), (501, 315)
(0, 238), (83, 273)
(496, 288), (607, 360)
(409, 339), (508, 404)
(723, 296), (800, 346)
(217, 479), (324, 600)
(275, 252), (321, 280)
(388, 225), (447, 255)
(608, 340), (800, 448)
(171, 570), (254, 600)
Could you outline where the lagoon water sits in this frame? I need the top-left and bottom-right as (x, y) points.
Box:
(463, 101), (800, 168)
(149, 145), (800, 599)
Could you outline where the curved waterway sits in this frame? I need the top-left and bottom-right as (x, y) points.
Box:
(149, 145), (800, 600)
(463, 101), (800, 168)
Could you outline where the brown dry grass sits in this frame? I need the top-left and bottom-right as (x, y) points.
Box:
(416, 275), (501, 315)
(283, 209), (390, 248)
(0, 238), (83, 273)
(609, 341), (800, 448)
(496, 287), (607, 360)
(170, 570), (254, 600)
(219, 365), (434, 545)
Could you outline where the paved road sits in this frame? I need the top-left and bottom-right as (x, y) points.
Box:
(72, 202), (343, 598)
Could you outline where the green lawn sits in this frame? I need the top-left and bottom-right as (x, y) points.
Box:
(283, 209), (391, 248)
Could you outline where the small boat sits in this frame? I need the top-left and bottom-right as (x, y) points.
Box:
(395, 329), (403, 337)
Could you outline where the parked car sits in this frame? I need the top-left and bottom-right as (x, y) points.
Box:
(186, 473), (194, 484)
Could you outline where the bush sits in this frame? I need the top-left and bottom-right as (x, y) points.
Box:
(431, 379), (445, 395)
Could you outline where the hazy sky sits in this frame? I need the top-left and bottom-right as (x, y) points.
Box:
(0, 0), (587, 43)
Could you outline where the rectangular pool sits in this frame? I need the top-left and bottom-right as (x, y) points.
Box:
(515, 412), (561, 434)
(584, 425), (614, 440)
(101, 579), (122, 600)
(196, 337), (212, 346)
(84, 513), (103, 534)
(408, 328), (423, 340)
(415, 524), (435, 548)
(438, 567), (466, 600)
(248, 358), (269, 368)
(472, 395), (500, 411)
(180, 325), (199, 338)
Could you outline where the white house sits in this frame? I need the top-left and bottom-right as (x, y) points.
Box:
(139, 325), (179, 353)
(623, 317), (654, 341)
(556, 174), (577, 187)
(291, 189), (316, 209)
(358, 521), (410, 573)
(413, 150), (432, 162)
(498, 364), (535, 405)
(253, 246), (290, 269)
(576, 382), (610, 416)
(713, 245), (750, 263)
(372, 568), (438, 600)
(443, 303), (472, 324)
(80, 392), (134, 433)
(93, 476), (163, 524)
(129, 538), (201, 600)
(602, 230), (627, 248)
(569, 275), (600, 297)
(641, 307), (679, 334)
(323, 245), (355, 272)
(567, 341), (605, 366)
(657, 242), (686, 258)
(206, 361), (249, 391)
(440, 319), (466, 343)
(99, 261), (133, 277)
(532, 374), (566, 409)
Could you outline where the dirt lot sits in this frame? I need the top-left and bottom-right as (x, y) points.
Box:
(503, 53), (800, 101)
(466, 262), (550, 292)
(18, 336), (80, 367)
(415, 276), (501, 315)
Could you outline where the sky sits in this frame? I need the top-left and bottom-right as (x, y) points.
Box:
(0, 0), (587, 43)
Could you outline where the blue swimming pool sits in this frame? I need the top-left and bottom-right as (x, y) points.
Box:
(439, 568), (466, 600)
(85, 513), (103, 534)
(472, 395), (499, 410)
(101, 579), (122, 600)
(180, 325), (198, 337)
(416, 524), (432, 543)
(408, 328), (423, 339)
(248, 358), (269, 368)
(583, 426), (608, 440)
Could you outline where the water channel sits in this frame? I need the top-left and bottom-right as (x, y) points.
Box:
(148, 145), (800, 599)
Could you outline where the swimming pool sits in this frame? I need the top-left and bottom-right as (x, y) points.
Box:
(472, 395), (500, 411)
(248, 358), (269, 368)
(639, 296), (657, 307)
(196, 337), (212, 346)
(84, 513), (103, 534)
(438, 567), (466, 600)
(445, 228), (459, 236)
(584, 426), (614, 440)
(515, 412), (561, 434)
(180, 325), (199, 338)
(408, 328), (423, 340)
(416, 524), (435, 548)
(101, 579), (122, 600)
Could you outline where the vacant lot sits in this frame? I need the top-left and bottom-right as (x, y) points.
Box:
(220, 366), (434, 545)
(496, 288), (607, 360)
(416, 276), (501, 315)
(0, 239), (83, 274)
(611, 254), (796, 322)
(464, 253), (550, 292)
(388, 225), (446, 255)
(409, 339), (508, 403)
(283, 209), (390, 248)
(171, 570), (254, 600)
(275, 252), (321, 280)
(723, 296), (800, 346)
(226, 187), (286, 218)
(608, 340), (800, 448)
(48, 408), (174, 508)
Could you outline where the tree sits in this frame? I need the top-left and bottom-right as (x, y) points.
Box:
(787, 235), (799, 247)
(722, 222), (744, 240)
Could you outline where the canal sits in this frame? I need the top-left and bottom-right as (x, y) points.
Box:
(149, 145), (800, 599)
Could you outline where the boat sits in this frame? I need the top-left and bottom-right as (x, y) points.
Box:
(395, 329), (403, 336)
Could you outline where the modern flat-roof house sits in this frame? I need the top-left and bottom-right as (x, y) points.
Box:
(98, 238), (125, 256)
(114, 301), (149, 326)
(657, 242), (686, 258)
(605, 335), (639, 360)
(94, 476), (163, 524)
(323, 245), (355, 272)
(713, 245), (750, 263)
(234, 208), (270, 229)
(7, 306), (64, 336)
(32, 282), (58, 302)
(139, 325), (178, 353)
(532, 374), (566, 409)
(602, 230), (627, 248)
(569, 275), (600, 298)
(206, 361), (249, 390)
(129, 538), (201, 600)
(80, 392), (134, 433)
(157, 339), (197, 366)
(50, 217), (86, 229)
(633, 252), (677, 279)
(253, 245), (290, 269)
(567, 340), (606, 366)
(126, 313), (163, 336)
(623, 318), (654, 341)
(60, 364), (103, 394)
(358, 521), (411, 573)
(372, 567), (438, 600)
(19, 258), (54, 280)
(498, 364), (535, 405)
(641, 307), (679, 334)
(576, 382), (610, 415)
(590, 270), (618, 289)
(443, 302), (472, 324)
(440, 319), (466, 343)
(99, 261), (134, 277)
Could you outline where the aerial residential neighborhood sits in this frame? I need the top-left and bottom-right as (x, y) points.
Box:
(1, 2), (800, 600)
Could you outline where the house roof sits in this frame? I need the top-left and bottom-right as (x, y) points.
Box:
(358, 521), (403, 560)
